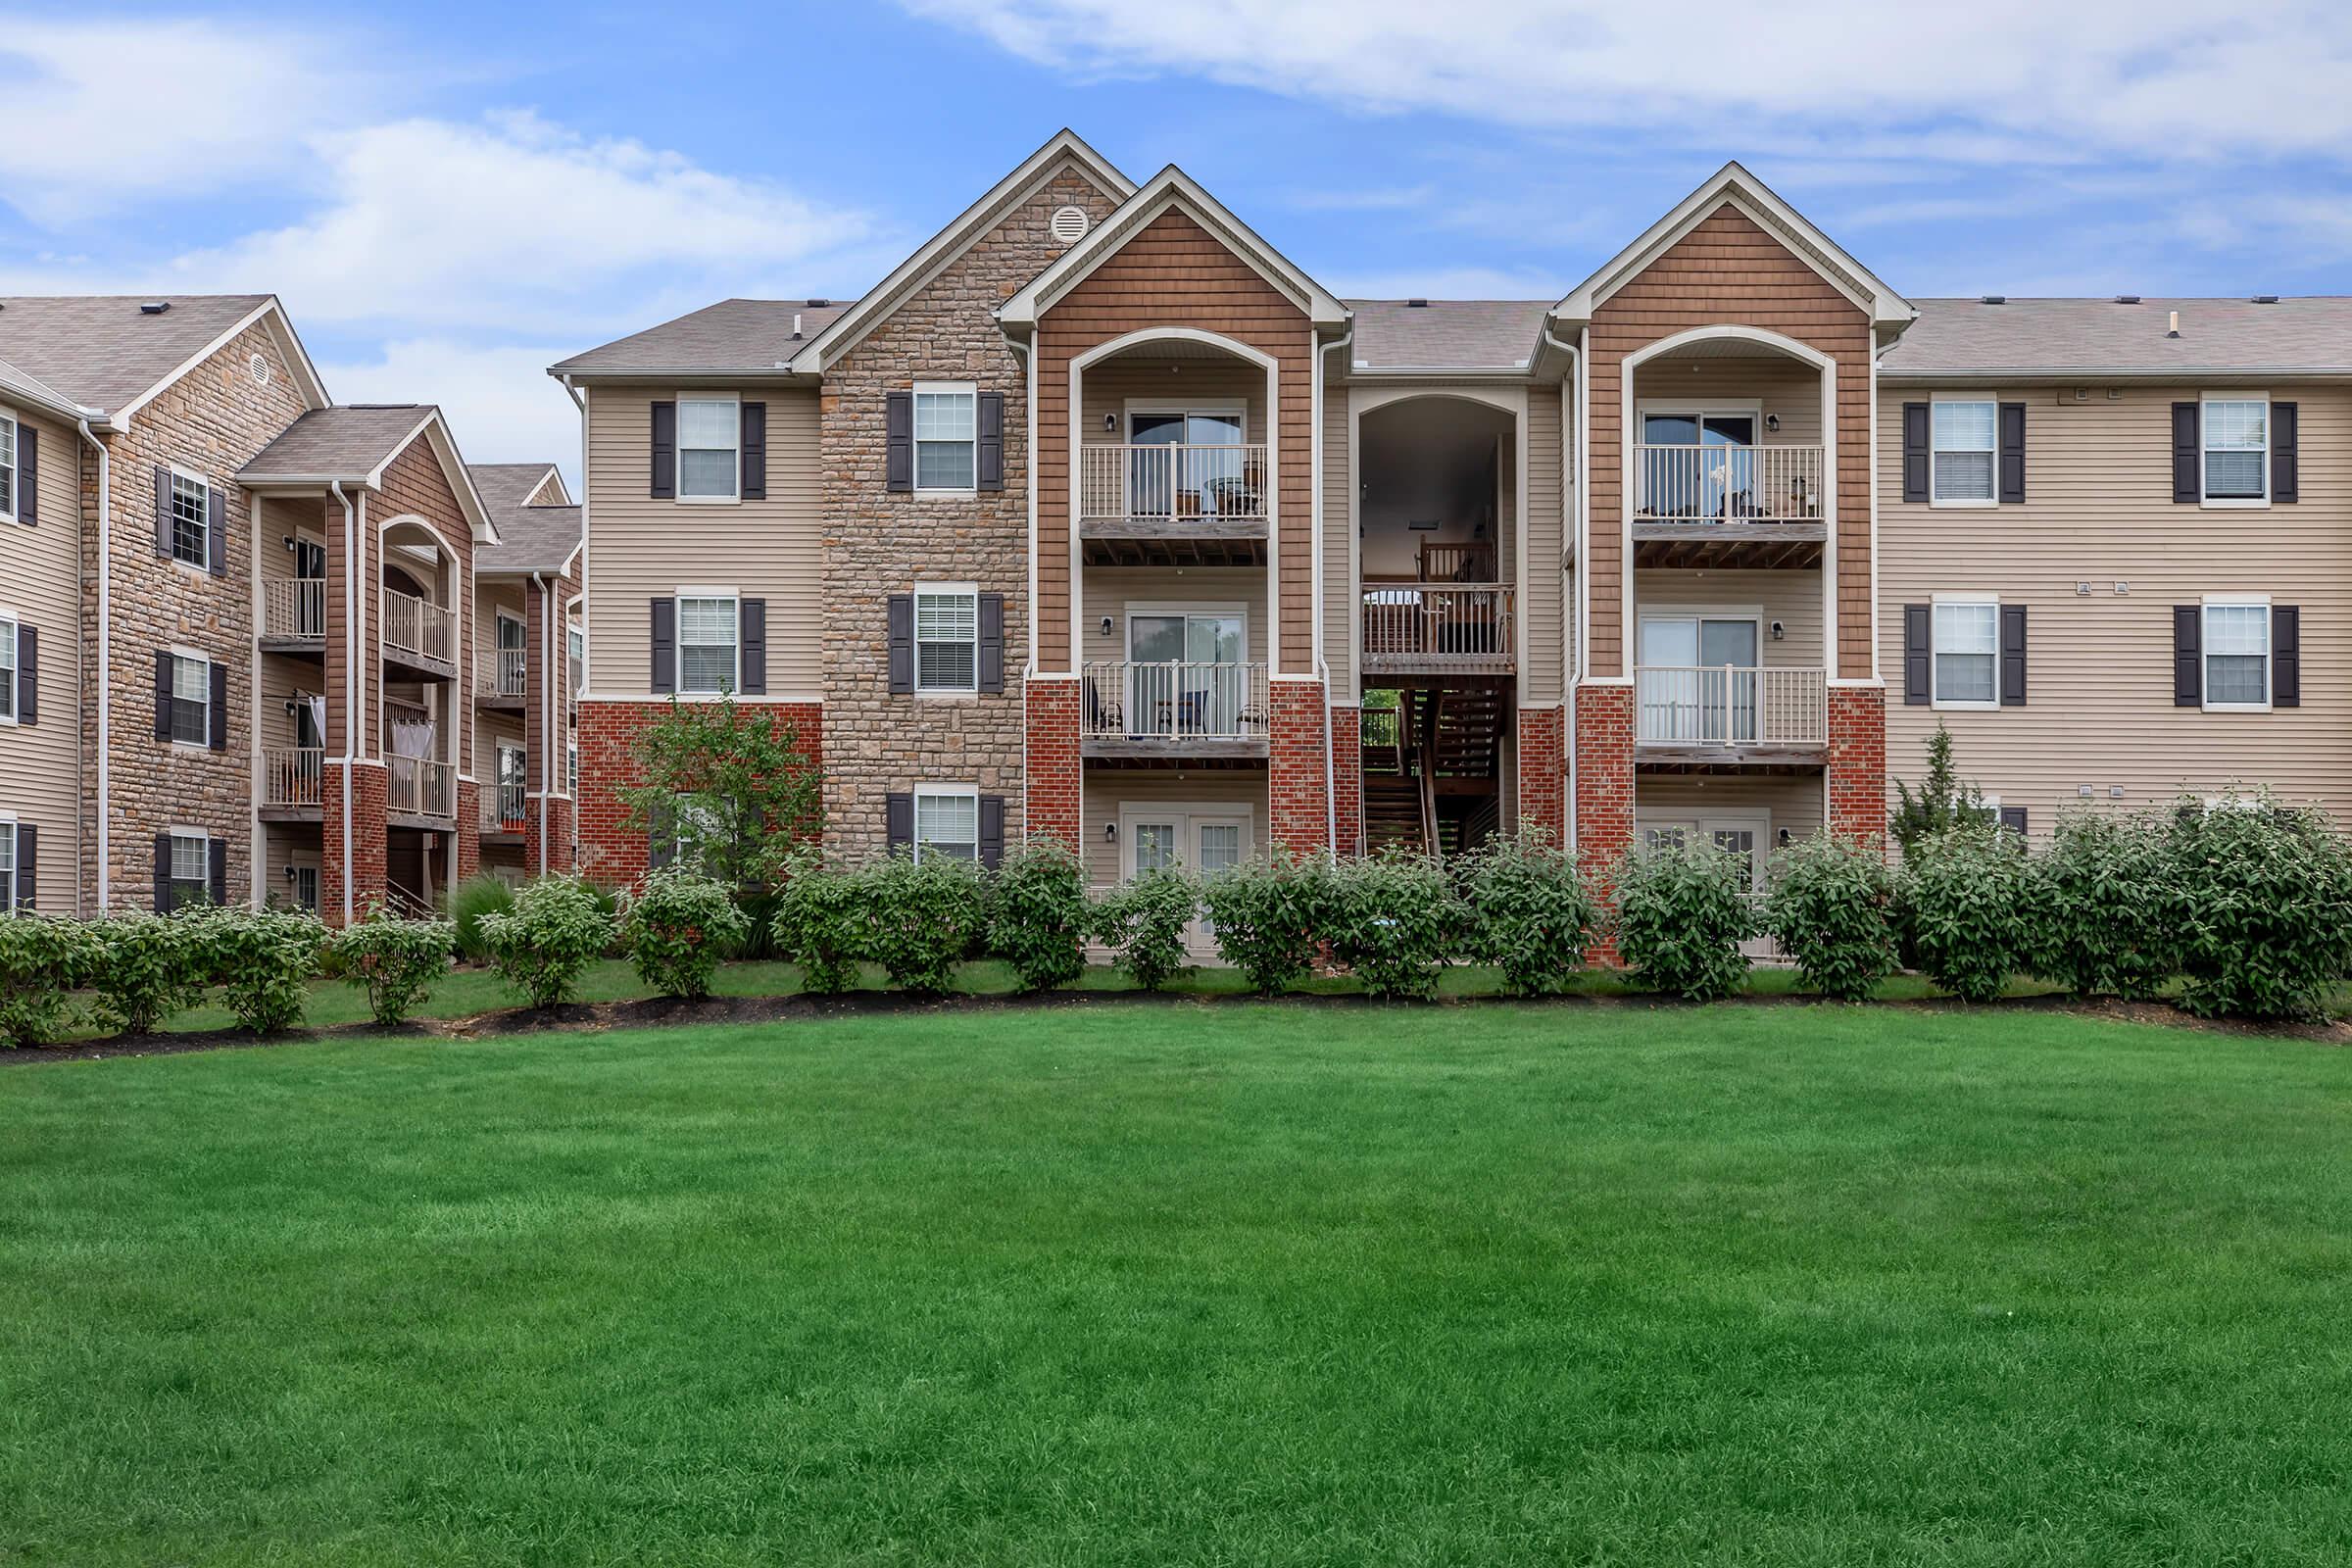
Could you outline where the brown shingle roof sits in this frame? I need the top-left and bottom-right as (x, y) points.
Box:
(1344, 299), (1550, 370)
(552, 298), (855, 375)
(0, 294), (276, 413)
(468, 462), (565, 513)
(238, 405), (435, 482)
(1884, 297), (2352, 377)
(474, 505), (582, 576)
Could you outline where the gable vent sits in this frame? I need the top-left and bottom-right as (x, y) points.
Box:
(248, 353), (270, 387)
(1050, 205), (1091, 245)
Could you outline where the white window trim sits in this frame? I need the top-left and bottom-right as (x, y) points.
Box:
(912, 381), (978, 497)
(0, 411), (18, 526)
(169, 646), (212, 750)
(674, 393), (741, 506)
(2200, 595), (2273, 713)
(1123, 401), (1251, 443)
(168, 465), (213, 571)
(2200, 393), (2271, 511)
(1117, 801), (1253, 882)
(1929, 592), (2001, 712)
(0, 611), (18, 729)
(1119, 602), (1251, 659)
(911, 783), (981, 864)
(1928, 395), (2000, 511)
(913, 581), (981, 699)
(0, 812), (16, 913)
(673, 587), (740, 697)
(168, 826), (211, 906)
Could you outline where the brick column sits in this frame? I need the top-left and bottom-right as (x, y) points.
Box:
(455, 779), (481, 884)
(1827, 685), (1887, 845)
(1573, 682), (1635, 964)
(1328, 705), (1362, 858)
(1268, 679), (1330, 856)
(319, 760), (387, 927)
(1024, 678), (1080, 848)
(524, 796), (575, 877)
(1516, 706), (1566, 842)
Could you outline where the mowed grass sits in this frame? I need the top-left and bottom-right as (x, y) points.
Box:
(4, 1007), (2351, 1565)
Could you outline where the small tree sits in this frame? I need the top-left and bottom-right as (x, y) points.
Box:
(859, 852), (987, 994)
(771, 848), (866, 995)
(478, 878), (612, 1008)
(1613, 839), (1753, 1002)
(988, 839), (1091, 992)
(198, 907), (327, 1034)
(2030, 808), (2179, 1001)
(1458, 827), (1596, 997)
(2168, 793), (2352, 1021)
(619, 867), (750, 1001)
(619, 694), (822, 891)
(1202, 851), (1335, 997)
(1323, 852), (1462, 1002)
(1093, 869), (1197, 992)
(1761, 832), (1897, 1003)
(332, 901), (457, 1025)
(1897, 823), (2033, 1004)
(87, 911), (208, 1035)
(1890, 722), (1995, 855)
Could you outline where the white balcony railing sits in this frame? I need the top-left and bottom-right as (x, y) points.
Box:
(1360, 584), (1516, 673)
(383, 588), (457, 666)
(1080, 443), (1267, 524)
(262, 746), (323, 807)
(263, 578), (326, 641)
(1079, 661), (1269, 742)
(1635, 443), (1826, 524)
(482, 782), (527, 834)
(480, 647), (526, 698)
(1636, 665), (1827, 749)
(386, 756), (456, 819)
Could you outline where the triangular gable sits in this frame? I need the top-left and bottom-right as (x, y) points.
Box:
(113, 295), (331, 427)
(412, 411), (499, 546)
(1000, 165), (1350, 332)
(1553, 162), (1914, 336)
(789, 128), (1135, 374)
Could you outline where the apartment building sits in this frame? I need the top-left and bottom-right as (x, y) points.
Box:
(0, 296), (581, 919)
(521, 130), (2341, 895)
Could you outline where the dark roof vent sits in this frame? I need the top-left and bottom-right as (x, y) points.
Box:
(2115, 294), (2140, 305)
(139, 301), (170, 315)
(1979, 295), (2006, 305)
(1405, 297), (1429, 308)
(806, 297), (830, 307)
(2253, 294), (2278, 304)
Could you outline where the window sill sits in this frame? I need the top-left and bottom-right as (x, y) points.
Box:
(1928, 497), (1999, 511)
(674, 495), (741, 507)
(2200, 498), (2270, 511)
(2201, 702), (2273, 714)
(1930, 700), (1999, 713)
(170, 558), (213, 577)
(912, 687), (981, 701)
(170, 738), (214, 752)
(911, 489), (978, 500)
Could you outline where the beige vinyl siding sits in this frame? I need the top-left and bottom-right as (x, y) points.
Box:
(254, 496), (326, 586)
(0, 402), (83, 911)
(1633, 569), (1824, 670)
(1525, 384), (1564, 703)
(259, 653), (325, 751)
(1322, 376), (1352, 699)
(1631, 357), (1822, 444)
(1082, 770), (1267, 886)
(1879, 383), (2352, 829)
(1636, 774), (1825, 837)
(1079, 361), (1265, 448)
(261, 824), (320, 910)
(582, 384), (820, 697)
(1078, 567), (1270, 667)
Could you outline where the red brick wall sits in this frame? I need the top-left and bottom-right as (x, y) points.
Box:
(1024, 678), (1080, 848)
(455, 779), (481, 884)
(1517, 706), (1566, 842)
(1574, 684), (1635, 962)
(1827, 686), (1886, 843)
(576, 700), (822, 888)
(319, 760), (387, 926)
(1329, 706), (1362, 857)
(525, 796), (575, 877)
(1267, 679), (1330, 854)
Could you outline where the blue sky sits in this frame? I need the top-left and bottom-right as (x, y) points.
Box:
(4, 1), (2346, 480)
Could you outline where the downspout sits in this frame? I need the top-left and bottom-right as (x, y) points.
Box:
(1314, 321), (1353, 856)
(1542, 327), (1583, 853)
(331, 480), (357, 924)
(531, 570), (551, 873)
(74, 416), (109, 913)
(1000, 319), (1039, 844)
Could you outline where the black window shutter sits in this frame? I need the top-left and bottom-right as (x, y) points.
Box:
(209, 661), (228, 749)
(1998, 604), (2028, 707)
(887, 593), (914, 694)
(1997, 807), (2028, 836)
(16, 424), (34, 526)
(650, 597), (676, 694)
(154, 650), (173, 739)
(979, 795), (1005, 868)
(978, 593), (1004, 693)
(1901, 604), (1931, 705)
(2272, 402), (2298, 504)
(153, 466), (172, 555)
(739, 598), (766, 695)
(2173, 606), (2202, 707)
(976, 392), (1004, 492)
(207, 484), (226, 575)
(2172, 404), (2200, 504)
(740, 401), (766, 500)
(885, 792), (913, 852)
(1901, 403), (1930, 504)
(153, 834), (172, 912)
(15, 625), (33, 726)
(885, 391), (912, 492)
(650, 401), (676, 499)
(13, 822), (32, 910)
(1997, 403), (2026, 504)
(2274, 606), (2300, 707)
(209, 839), (227, 908)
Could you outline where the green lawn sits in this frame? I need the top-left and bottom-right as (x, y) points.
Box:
(5, 1007), (2350, 1565)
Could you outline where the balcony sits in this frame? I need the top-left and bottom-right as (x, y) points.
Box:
(382, 588), (457, 677)
(259, 746), (323, 820)
(1360, 584), (1515, 677)
(1635, 664), (1826, 769)
(478, 647), (526, 709)
(1633, 443), (1827, 568)
(261, 579), (326, 651)
(1080, 443), (1268, 565)
(481, 782), (527, 840)
(1079, 660), (1269, 761)
(386, 756), (456, 824)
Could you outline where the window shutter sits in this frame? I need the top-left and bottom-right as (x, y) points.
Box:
(1998, 604), (2027, 707)
(15, 625), (33, 726)
(885, 391), (912, 492)
(209, 838), (227, 908)
(740, 401), (766, 501)
(2173, 605), (2201, 707)
(650, 597), (676, 694)
(13, 823), (32, 910)
(650, 401), (676, 499)
(207, 485), (226, 575)
(739, 598), (766, 695)
(2272, 402), (2298, 504)
(887, 593), (914, 694)
(153, 651), (173, 739)
(153, 466), (172, 555)
(976, 392), (1004, 492)
(209, 661), (228, 749)
(979, 795), (1005, 869)
(16, 424), (34, 525)
(2274, 605), (2300, 707)
(153, 834), (172, 912)
(1901, 403), (1929, 504)
(1901, 604), (1930, 706)
(1997, 403), (2026, 504)
(885, 791), (913, 852)
(2172, 404), (2200, 504)
(978, 593), (1004, 693)
(1997, 807), (2028, 836)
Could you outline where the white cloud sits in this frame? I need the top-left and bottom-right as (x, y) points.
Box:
(320, 338), (585, 490)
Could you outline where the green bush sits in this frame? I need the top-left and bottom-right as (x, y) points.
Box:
(987, 840), (1091, 993)
(1613, 839), (1752, 1002)
(2029, 809), (2179, 1001)
(330, 901), (456, 1025)
(477, 878), (612, 1008)
(2168, 795), (2352, 1021)
(1898, 824), (2033, 1004)
(771, 850), (866, 995)
(1092, 869), (1197, 992)
(1202, 851), (1334, 997)
(447, 874), (514, 963)
(87, 911), (208, 1035)
(1458, 828), (1595, 997)
(859, 852), (986, 994)
(1761, 832), (1897, 1003)
(0, 915), (97, 1048)
(199, 906), (326, 1034)
(619, 868), (750, 1002)
(1323, 852), (1461, 1001)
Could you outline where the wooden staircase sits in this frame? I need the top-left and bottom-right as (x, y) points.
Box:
(1358, 683), (1507, 858)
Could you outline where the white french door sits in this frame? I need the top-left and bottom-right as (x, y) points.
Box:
(1123, 804), (1251, 956)
(1639, 810), (1774, 957)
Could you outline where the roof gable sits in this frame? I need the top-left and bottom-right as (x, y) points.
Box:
(242, 404), (496, 545)
(0, 294), (329, 423)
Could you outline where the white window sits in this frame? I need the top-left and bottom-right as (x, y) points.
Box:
(2204, 601), (2271, 710)
(915, 587), (978, 693)
(567, 621), (585, 694)
(677, 397), (740, 502)
(169, 830), (209, 909)
(567, 738), (579, 798)
(1932, 400), (1997, 505)
(0, 615), (15, 724)
(1932, 599), (1998, 709)
(913, 384), (976, 492)
(0, 414), (16, 522)
(291, 864), (318, 912)
(170, 470), (211, 566)
(171, 653), (211, 745)
(676, 594), (738, 695)
(2203, 398), (2268, 505)
(0, 818), (15, 911)
(913, 787), (979, 862)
